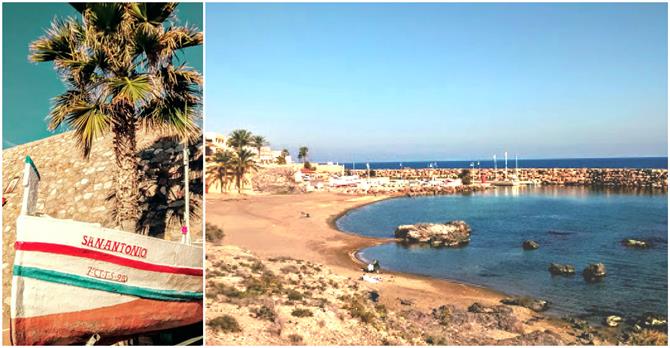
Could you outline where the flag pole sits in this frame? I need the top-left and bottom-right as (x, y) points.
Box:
(182, 143), (191, 245)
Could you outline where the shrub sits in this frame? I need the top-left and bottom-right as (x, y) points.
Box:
(458, 169), (472, 185)
(342, 295), (376, 324)
(425, 335), (449, 345)
(206, 223), (225, 243)
(287, 289), (304, 301)
(209, 315), (241, 333)
(253, 305), (277, 322)
(288, 334), (303, 344)
(280, 265), (300, 274)
(291, 308), (314, 318)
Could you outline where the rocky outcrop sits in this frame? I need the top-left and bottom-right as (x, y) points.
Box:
(548, 263), (576, 276)
(604, 315), (623, 327)
(500, 296), (549, 312)
(636, 313), (668, 331)
(622, 239), (651, 249)
(395, 221), (471, 247)
(522, 240), (540, 250)
(582, 263), (607, 282)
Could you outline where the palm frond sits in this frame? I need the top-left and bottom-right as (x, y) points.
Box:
(140, 99), (200, 141)
(83, 3), (124, 34)
(160, 26), (202, 58)
(66, 101), (112, 157)
(29, 18), (82, 63)
(108, 74), (154, 104)
(128, 3), (176, 25)
(48, 90), (86, 131)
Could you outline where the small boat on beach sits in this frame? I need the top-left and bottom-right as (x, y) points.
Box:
(10, 157), (203, 345)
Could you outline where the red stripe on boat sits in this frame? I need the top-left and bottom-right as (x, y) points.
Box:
(15, 241), (202, 276)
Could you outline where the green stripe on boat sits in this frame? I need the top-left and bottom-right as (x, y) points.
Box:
(24, 156), (41, 180)
(13, 265), (202, 302)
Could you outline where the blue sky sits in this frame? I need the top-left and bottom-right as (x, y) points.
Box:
(206, 3), (667, 162)
(3, 3), (202, 149)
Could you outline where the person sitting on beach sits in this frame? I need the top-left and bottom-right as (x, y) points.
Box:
(365, 260), (381, 273)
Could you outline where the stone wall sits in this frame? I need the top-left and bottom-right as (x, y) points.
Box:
(2, 130), (203, 317)
(349, 168), (668, 188)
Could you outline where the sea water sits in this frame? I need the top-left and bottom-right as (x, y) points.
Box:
(336, 186), (667, 319)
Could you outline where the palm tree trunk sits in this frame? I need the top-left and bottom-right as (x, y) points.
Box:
(236, 172), (242, 194)
(112, 118), (140, 232)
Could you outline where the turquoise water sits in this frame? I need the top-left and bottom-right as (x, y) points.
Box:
(336, 187), (668, 319)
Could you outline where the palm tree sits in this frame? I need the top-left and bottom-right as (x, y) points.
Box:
(298, 146), (309, 163)
(276, 148), (290, 165)
(206, 150), (234, 192)
(30, 3), (202, 232)
(251, 135), (268, 159)
(227, 129), (253, 151)
(232, 149), (259, 194)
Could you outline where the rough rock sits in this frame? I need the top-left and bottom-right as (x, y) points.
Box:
(497, 330), (565, 345)
(582, 263), (607, 282)
(522, 240), (540, 250)
(467, 302), (512, 314)
(500, 296), (549, 312)
(604, 315), (623, 327)
(395, 221), (471, 247)
(622, 239), (651, 249)
(548, 263), (576, 276)
(636, 313), (668, 331)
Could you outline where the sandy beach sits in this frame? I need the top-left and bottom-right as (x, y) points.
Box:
(206, 191), (593, 344)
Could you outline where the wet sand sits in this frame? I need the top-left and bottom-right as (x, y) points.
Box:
(206, 191), (573, 338)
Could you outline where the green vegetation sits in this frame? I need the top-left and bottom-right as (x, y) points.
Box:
(288, 334), (304, 344)
(31, 3), (202, 231)
(252, 305), (277, 322)
(286, 289), (304, 301)
(207, 129), (264, 193)
(251, 135), (268, 155)
(298, 146), (309, 163)
(341, 294), (376, 324)
(291, 308), (314, 318)
(208, 315), (242, 333)
(205, 223), (225, 243)
(458, 169), (473, 185)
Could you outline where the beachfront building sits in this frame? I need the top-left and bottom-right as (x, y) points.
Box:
(205, 132), (293, 165)
(204, 132), (227, 156)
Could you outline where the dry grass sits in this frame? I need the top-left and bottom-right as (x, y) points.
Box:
(209, 315), (242, 333)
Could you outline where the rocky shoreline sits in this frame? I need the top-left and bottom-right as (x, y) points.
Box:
(339, 197), (667, 345)
(349, 168), (668, 188)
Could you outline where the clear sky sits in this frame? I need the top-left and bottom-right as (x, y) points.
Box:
(2, 2), (203, 149)
(206, 3), (667, 163)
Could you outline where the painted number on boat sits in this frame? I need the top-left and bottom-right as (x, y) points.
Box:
(86, 266), (128, 283)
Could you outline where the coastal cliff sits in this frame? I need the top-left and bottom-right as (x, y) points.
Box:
(350, 168), (668, 188)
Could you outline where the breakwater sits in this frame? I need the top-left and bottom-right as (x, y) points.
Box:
(349, 168), (668, 188)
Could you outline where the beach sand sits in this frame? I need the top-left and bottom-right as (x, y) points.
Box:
(206, 191), (584, 344)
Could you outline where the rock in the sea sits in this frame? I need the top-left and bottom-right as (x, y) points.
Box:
(522, 240), (540, 250)
(604, 315), (623, 327)
(548, 263), (576, 276)
(500, 296), (549, 312)
(621, 239), (651, 249)
(395, 221), (471, 247)
(636, 313), (667, 331)
(583, 263), (607, 282)
(468, 302), (512, 314)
